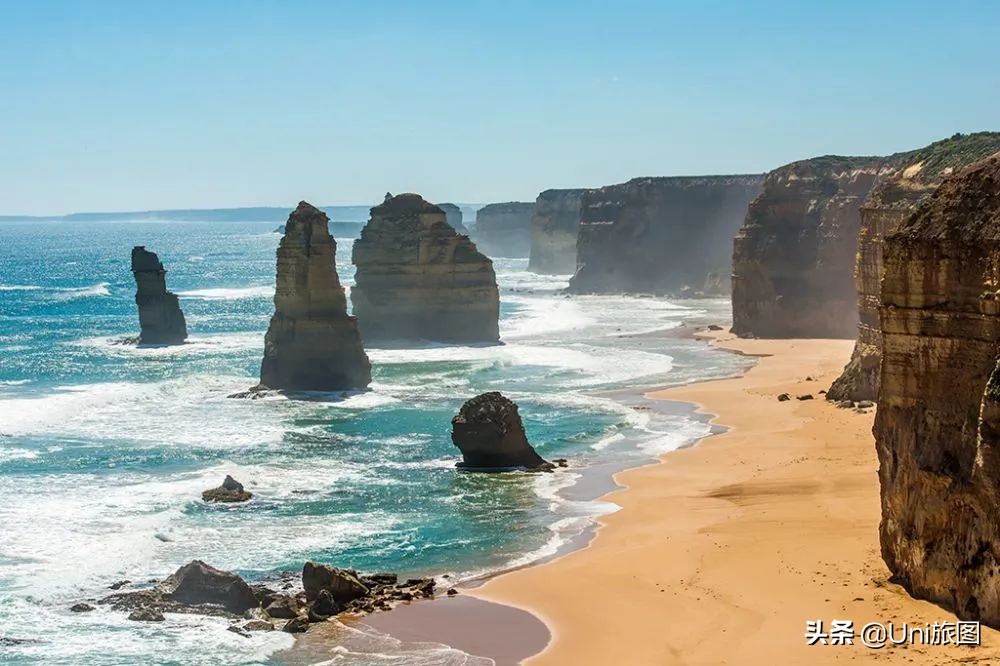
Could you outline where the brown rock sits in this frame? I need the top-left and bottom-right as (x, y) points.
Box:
(258, 202), (372, 391)
(131, 246), (187, 345)
(201, 475), (252, 503)
(128, 608), (165, 622)
(875, 152), (1000, 626)
(263, 594), (301, 619)
(351, 193), (500, 343)
(301, 562), (368, 604)
(159, 560), (258, 613)
(282, 615), (310, 633)
(451, 392), (551, 470)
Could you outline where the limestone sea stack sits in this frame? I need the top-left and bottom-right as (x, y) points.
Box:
(527, 188), (587, 274)
(131, 246), (188, 345)
(351, 193), (500, 344)
(451, 392), (551, 470)
(875, 152), (1000, 625)
(828, 132), (1000, 401)
(567, 176), (763, 295)
(731, 156), (897, 338)
(471, 202), (534, 257)
(258, 202), (371, 391)
(438, 203), (469, 235)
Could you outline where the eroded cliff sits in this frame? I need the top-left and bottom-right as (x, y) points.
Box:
(438, 203), (469, 235)
(259, 201), (371, 391)
(471, 202), (534, 257)
(351, 193), (500, 343)
(567, 176), (763, 295)
(875, 152), (1000, 625)
(829, 132), (1000, 401)
(527, 189), (586, 274)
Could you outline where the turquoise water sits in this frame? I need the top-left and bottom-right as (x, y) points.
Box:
(0, 219), (749, 664)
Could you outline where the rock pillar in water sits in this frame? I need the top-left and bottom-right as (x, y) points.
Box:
(451, 392), (551, 470)
(259, 201), (371, 391)
(351, 193), (500, 344)
(131, 246), (188, 345)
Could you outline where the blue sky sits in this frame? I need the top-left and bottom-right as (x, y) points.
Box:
(0, 0), (997, 214)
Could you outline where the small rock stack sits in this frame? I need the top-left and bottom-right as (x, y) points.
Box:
(131, 246), (187, 345)
(451, 392), (552, 470)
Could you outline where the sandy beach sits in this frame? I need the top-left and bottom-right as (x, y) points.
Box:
(457, 329), (1000, 664)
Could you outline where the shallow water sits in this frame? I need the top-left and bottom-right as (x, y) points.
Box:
(0, 219), (750, 664)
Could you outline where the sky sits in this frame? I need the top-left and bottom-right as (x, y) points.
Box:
(0, 0), (998, 215)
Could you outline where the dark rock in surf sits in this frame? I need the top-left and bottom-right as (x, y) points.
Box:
(159, 560), (259, 613)
(301, 561), (368, 604)
(131, 246), (188, 345)
(451, 392), (553, 470)
(201, 475), (253, 503)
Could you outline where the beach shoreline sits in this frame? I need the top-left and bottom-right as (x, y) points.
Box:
(452, 328), (1000, 664)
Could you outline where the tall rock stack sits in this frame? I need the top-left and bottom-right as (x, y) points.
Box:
(259, 201), (371, 391)
(130, 246), (188, 345)
(351, 193), (500, 344)
(438, 203), (469, 235)
(875, 153), (1000, 626)
(567, 176), (763, 295)
(731, 156), (894, 338)
(471, 202), (534, 257)
(527, 188), (586, 274)
(828, 132), (1000, 401)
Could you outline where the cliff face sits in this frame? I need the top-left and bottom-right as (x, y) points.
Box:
(567, 176), (763, 295)
(130, 246), (187, 345)
(438, 203), (469, 235)
(829, 133), (1000, 401)
(527, 189), (586, 274)
(351, 193), (500, 343)
(259, 201), (371, 391)
(731, 156), (896, 338)
(471, 202), (534, 257)
(875, 153), (1000, 625)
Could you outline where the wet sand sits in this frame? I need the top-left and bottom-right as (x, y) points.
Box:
(464, 330), (1000, 664)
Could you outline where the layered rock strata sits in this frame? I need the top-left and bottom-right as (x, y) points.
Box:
(568, 176), (763, 295)
(451, 392), (552, 470)
(527, 188), (587, 274)
(351, 193), (500, 343)
(258, 202), (371, 391)
(875, 153), (1000, 625)
(829, 132), (1000, 401)
(731, 157), (899, 338)
(131, 246), (188, 345)
(471, 202), (535, 257)
(438, 202), (469, 235)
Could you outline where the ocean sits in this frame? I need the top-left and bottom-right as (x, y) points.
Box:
(0, 219), (751, 664)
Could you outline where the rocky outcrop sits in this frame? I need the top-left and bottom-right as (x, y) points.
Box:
(829, 133), (1000, 401)
(528, 189), (587, 274)
(351, 193), (500, 344)
(258, 202), (371, 391)
(202, 475), (252, 503)
(875, 153), (1000, 625)
(731, 157), (900, 338)
(568, 176), (763, 295)
(471, 202), (534, 257)
(451, 392), (551, 470)
(438, 203), (469, 235)
(131, 246), (187, 345)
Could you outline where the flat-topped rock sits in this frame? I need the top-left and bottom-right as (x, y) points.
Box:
(131, 246), (187, 345)
(438, 202), (469, 235)
(258, 201), (371, 391)
(351, 193), (500, 344)
(528, 188), (587, 274)
(471, 202), (534, 257)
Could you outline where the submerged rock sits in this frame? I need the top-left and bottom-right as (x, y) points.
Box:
(351, 193), (500, 344)
(451, 392), (552, 470)
(875, 152), (1000, 626)
(70, 603), (95, 613)
(128, 608), (165, 622)
(131, 246), (188, 345)
(201, 475), (252, 503)
(258, 202), (372, 391)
